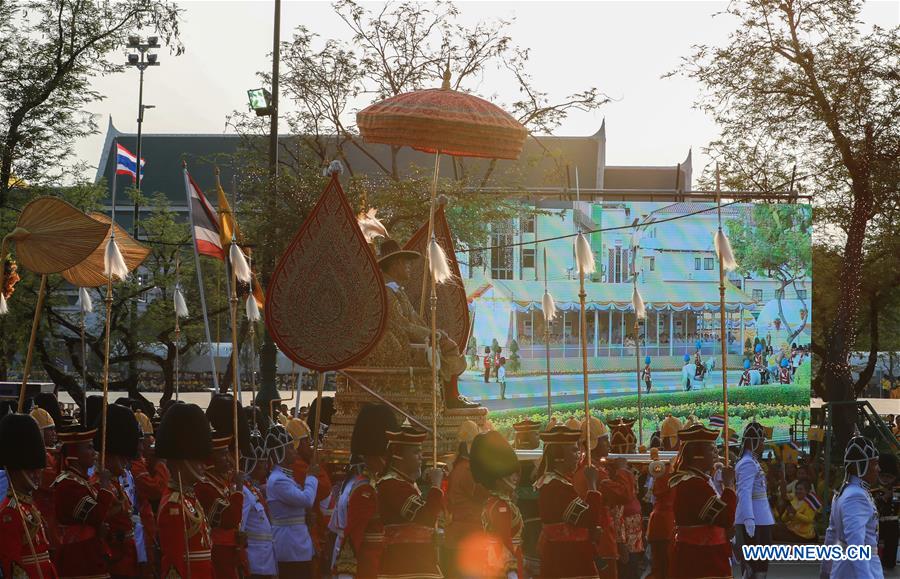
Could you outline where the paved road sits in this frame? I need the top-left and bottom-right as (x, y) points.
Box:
(459, 369), (732, 403)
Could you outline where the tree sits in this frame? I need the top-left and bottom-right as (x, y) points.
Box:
(670, 0), (900, 441)
(0, 0), (183, 211)
(727, 204), (812, 343)
(226, 0), (611, 403)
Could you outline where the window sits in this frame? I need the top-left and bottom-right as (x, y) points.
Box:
(704, 257), (714, 270)
(752, 289), (763, 301)
(648, 256), (655, 271)
(523, 319), (533, 338)
(796, 289), (807, 300)
(490, 221), (514, 280)
(607, 244), (628, 283)
(522, 214), (535, 234)
(695, 257), (702, 270)
(521, 248), (535, 269)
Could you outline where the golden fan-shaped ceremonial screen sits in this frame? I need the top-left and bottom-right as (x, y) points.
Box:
(265, 173), (388, 372)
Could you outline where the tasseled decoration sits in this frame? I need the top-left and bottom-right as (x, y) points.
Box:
(229, 243), (252, 283)
(104, 236), (129, 281)
(428, 237), (453, 284)
(78, 287), (93, 314)
(174, 287), (189, 318)
(715, 229), (738, 271)
(632, 284), (646, 320)
(542, 289), (558, 322)
(574, 232), (595, 275)
(246, 295), (261, 322)
(357, 208), (389, 243)
(0, 294), (7, 315)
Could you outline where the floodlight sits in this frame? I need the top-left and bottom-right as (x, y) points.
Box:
(247, 88), (273, 116)
(147, 53), (158, 65)
(127, 35), (141, 48)
(128, 54), (140, 65)
(147, 36), (160, 47)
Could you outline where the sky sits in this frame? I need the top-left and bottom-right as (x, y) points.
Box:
(74, 0), (898, 183)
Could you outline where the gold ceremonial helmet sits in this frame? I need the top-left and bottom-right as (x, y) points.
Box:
(30, 407), (55, 430)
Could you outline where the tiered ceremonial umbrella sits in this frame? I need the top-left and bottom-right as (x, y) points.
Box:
(0, 197), (110, 411)
(357, 68), (527, 463)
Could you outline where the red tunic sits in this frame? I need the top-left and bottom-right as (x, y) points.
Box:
(537, 471), (605, 579)
(376, 468), (444, 579)
(0, 492), (59, 579)
(334, 476), (384, 578)
(647, 472), (675, 542)
(668, 468), (737, 579)
(573, 459), (631, 562)
(158, 486), (213, 579)
(34, 449), (61, 550)
(195, 473), (245, 579)
(52, 468), (115, 579)
(96, 477), (137, 577)
(481, 493), (524, 578)
(445, 456), (490, 548)
(132, 458), (169, 559)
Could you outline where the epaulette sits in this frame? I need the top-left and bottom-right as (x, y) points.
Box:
(166, 491), (182, 505)
(51, 469), (93, 490)
(668, 468), (706, 488)
(533, 470), (572, 490)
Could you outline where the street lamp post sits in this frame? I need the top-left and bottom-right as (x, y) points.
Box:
(125, 34), (160, 239)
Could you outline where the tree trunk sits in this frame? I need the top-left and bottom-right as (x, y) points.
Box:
(822, 180), (873, 447)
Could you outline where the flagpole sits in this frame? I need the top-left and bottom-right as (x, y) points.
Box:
(716, 165), (730, 467)
(183, 162), (220, 393)
(217, 168), (238, 396)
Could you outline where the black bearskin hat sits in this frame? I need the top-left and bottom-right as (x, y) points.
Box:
(33, 392), (63, 426)
(85, 395), (103, 428)
(156, 403), (212, 461)
(470, 430), (519, 489)
(0, 413), (46, 470)
(206, 394), (251, 455)
(307, 396), (335, 431)
(350, 404), (399, 458)
(95, 403), (142, 459)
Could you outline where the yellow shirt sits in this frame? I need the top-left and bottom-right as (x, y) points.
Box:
(781, 498), (817, 539)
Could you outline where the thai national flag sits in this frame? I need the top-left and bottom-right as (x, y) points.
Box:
(115, 143), (145, 183)
(183, 171), (225, 261)
(709, 414), (726, 428)
(804, 491), (822, 511)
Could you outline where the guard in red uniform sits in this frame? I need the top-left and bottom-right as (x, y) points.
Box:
(444, 419), (489, 576)
(155, 403), (214, 579)
(572, 417), (631, 579)
(203, 395), (250, 579)
(330, 403), (398, 578)
(131, 437), (169, 577)
(646, 455), (675, 579)
(0, 412), (59, 578)
(376, 422), (445, 579)
(52, 424), (115, 579)
(536, 425), (605, 579)
(469, 430), (523, 579)
(95, 403), (143, 578)
(30, 405), (62, 551)
(668, 424), (737, 579)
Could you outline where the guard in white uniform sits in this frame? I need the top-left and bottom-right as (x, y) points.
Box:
(241, 430), (276, 578)
(821, 435), (883, 579)
(265, 423), (319, 579)
(736, 421), (776, 579)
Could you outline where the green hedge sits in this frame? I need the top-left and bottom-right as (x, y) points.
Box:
(488, 384), (810, 440)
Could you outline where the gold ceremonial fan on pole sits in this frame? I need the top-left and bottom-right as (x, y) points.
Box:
(61, 213), (150, 287)
(0, 197), (111, 411)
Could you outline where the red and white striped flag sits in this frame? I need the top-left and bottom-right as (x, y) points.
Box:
(184, 171), (225, 260)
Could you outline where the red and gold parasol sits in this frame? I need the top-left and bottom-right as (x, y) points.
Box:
(357, 71), (526, 160)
